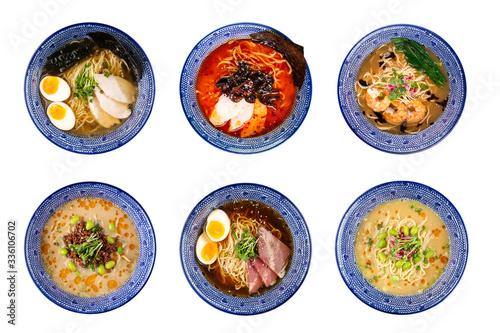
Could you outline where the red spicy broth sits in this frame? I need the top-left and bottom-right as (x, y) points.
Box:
(196, 39), (296, 138)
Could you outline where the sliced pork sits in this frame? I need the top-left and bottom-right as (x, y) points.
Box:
(258, 226), (291, 278)
(247, 258), (264, 294)
(251, 257), (277, 287)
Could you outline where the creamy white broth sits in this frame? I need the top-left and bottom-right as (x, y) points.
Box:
(355, 199), (450, 295)
(40, 197), (140, 297)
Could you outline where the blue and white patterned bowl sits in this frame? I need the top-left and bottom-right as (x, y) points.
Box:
(180, 183), (311, 315)
(336, 181), (468, 314)
(180, 23), (312, 154)
(338, 24), (466, 154)
(25, 182), (156, 313)
(25, 22), (155, 154)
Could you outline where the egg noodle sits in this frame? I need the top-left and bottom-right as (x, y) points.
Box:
(62, 49), (129, 132)
(373, 210), (433, 284)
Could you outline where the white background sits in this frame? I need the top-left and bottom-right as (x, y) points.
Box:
(1, 0), (496, 332)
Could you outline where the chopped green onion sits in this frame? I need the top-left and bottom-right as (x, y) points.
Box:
(74, 63), (98, 103)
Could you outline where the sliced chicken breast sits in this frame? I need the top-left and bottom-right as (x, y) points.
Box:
(228, 99), (254, 132)
(94, 88), (132, 119)
(209, 94), (252, 127)
(88, 96), (121, 128)
(94, 74), (136, 104)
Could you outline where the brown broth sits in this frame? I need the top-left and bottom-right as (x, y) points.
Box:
(198, 199), (293, 297)
(356, 42), (450, 134)
(40, 197), (140, 297)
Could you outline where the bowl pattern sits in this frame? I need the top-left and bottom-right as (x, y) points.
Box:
(336, 181), (468, 314)
(180, 183), (311, 315)
(25, 182), (156, 313)
(25, 22), (155, 154)
(180, 23), (312, 154)
(338, 24), (466, 154)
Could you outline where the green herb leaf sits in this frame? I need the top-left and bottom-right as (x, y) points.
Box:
(391, 37), (447, 87)
(234, 228), (258, 262)
(68, 233), (103, 265)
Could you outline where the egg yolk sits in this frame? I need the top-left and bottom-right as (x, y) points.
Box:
(42, 76), (59, 95)
(201, 242), (218, 261)
(207, 220), (225, 240)
(49, 104), (67, 120)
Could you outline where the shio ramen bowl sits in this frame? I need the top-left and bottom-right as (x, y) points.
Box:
(25, 22), (155, 154)
(336, 181), (468, 314)
(180, 183), (311, 315)
(180, 23), (312, 154)
(25, 182), (156, 313)
(338, 24), (466, 154)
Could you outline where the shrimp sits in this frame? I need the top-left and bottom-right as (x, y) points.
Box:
(383, 101), (407, 125)
(405, 100), (427, 124)
(365, 88), (391, 112)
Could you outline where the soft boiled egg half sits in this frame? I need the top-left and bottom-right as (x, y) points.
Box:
(196, 232), (219, 265)
(47, 102), (75, 131)
(205, 209), (230, 242)
(39, 76), (71, 102)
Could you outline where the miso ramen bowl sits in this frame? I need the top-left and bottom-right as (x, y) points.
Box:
(180, 183), (311, 315)
(180, 23), (312, 154)
(25, 182), (156, 313)
(336, 181), (468, 314)
(25, 22), (155, 154)
(338, 24), (466, 154)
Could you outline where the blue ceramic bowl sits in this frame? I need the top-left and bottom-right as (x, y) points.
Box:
(25, 182), (156, 313)
(180, 23), (312, 154)
(336, 181), (468, 314)
(338, 24), (466, 154)
(25, 22), (155, 154)
(180, 183), (311, 315)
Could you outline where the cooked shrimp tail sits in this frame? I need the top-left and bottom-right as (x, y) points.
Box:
(366, 88), (391, 112)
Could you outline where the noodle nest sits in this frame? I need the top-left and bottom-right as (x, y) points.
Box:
(373, 210), (432, 284)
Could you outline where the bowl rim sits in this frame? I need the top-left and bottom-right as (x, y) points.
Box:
(335, 180), (469, 314)
(24, 181), (156, 313)
(179, 22), (312, 154)
(337, 23), (466, 154)
(24, 21), (156, 155)
(179, 182), (311, 315)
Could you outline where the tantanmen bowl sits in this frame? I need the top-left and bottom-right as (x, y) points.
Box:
(338, 24), (466, 154)
(336, 181), (468, 314)
(180, 23), (312, 154)
(25, 22), (155, 154)
(25, 182), (156, 313)
(180, 183), (311, 315)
